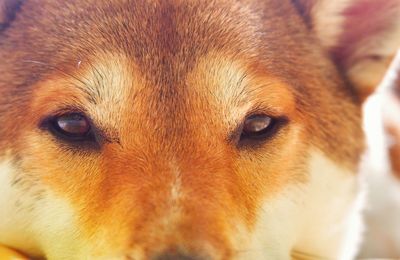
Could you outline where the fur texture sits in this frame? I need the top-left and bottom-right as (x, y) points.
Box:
(0, 0), (399, 259)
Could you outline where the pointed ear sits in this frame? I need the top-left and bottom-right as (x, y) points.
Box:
(294, 0), (400, 100)
(0, 0), (23, 32)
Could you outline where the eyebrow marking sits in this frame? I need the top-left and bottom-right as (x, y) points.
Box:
(84, 59), (106, 105)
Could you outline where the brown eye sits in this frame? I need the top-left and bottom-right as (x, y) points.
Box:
(238, 114), (285, 147)
(242, 115), (272, 137)
(242, 115), (272, 136)
(50, 113), (92, 140)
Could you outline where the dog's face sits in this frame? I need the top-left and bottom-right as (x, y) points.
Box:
(0, 0), (399, 259)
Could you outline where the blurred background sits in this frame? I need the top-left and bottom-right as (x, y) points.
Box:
(358, 50), (400, 258)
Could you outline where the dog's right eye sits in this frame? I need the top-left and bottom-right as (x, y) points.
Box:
(47, 113), (94, 142)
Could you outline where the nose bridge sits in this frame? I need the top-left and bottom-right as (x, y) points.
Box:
(142, 154), (224, 224)
(115, 103), (236, 256)
(152, 148), (233, 215)
(123, 147), (235, 258)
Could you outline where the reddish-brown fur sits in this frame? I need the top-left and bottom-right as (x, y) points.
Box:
(0, 0), (399, 259)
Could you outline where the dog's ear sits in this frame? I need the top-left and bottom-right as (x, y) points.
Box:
(0, 0), (23, 32)
(294, 0), (400, 100)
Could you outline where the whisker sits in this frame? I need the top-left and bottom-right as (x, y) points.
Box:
(22, 59), (89, 87)
(22, 59), (99, 103)
(85, 58), (104, 101)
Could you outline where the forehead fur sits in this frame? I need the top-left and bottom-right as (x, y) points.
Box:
(0, 0), (364, 166)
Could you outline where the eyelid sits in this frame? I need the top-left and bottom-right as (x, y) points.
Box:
(228, 107), (289, 147)
(41, 106), (121, 146)
(232, 104), (286, 135)
(38, 105), (89, 123)
(243, 104), (285, 119)
(236, 116), (289, 149)
(39, 108), (112, 144)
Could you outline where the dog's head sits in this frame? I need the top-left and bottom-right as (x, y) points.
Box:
(0, 0), (399, 259)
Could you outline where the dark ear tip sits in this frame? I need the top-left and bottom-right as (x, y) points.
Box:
(0, 0), (24, 31)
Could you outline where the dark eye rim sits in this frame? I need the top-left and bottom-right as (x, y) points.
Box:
(40, 111), (97, 144)
(236, 114), (289, 148)
(51, 113), (92, 140)
(241, 114), (273, 138)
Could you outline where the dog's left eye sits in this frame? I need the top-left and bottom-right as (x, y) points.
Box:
(242, 115), (272, 136)
(241, 115), (274, 138)
(237, 114), (286, 147)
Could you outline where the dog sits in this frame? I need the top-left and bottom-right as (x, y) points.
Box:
(0, 0), (399, 259)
